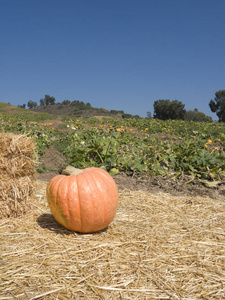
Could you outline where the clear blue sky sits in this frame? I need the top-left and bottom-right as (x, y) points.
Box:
(1, 0), (225, 119)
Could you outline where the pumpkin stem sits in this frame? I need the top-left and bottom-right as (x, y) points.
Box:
(62, 166), (83, 176)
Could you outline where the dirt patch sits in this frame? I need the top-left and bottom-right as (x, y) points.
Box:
(37, 145), (68, 181)
(93, 115), (118, 120)
(113, 173), (225, 200)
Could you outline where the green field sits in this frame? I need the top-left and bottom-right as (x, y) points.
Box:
(1, 111), (225, 182)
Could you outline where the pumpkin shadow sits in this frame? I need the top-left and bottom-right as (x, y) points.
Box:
(36, 213), (109, 235)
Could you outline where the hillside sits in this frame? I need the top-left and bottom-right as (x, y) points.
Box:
(0, 101), (136, 119)
(31, 102), (124, 118)
(0, 102), (17, 110)
(29, 98), (141, 118)
(0, 100), (140, 118)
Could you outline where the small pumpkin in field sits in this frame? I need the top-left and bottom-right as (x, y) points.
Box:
(46, 167), (119, 233)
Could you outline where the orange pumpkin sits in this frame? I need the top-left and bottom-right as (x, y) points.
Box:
(46, 167), (119, 233)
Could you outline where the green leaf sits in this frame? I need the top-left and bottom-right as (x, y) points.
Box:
(109, 168), (119, 176)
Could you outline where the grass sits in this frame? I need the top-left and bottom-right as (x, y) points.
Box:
(0, 102), (10, 108)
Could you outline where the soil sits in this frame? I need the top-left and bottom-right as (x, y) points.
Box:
(37, 145), (225, 201)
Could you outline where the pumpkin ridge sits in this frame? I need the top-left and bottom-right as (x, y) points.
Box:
(75, 174), (83, 232)
(91, 168), (114, 185)
(54, 176), (70, 227)
(77, 171), (102, 232)
(47, 175), (66, 226)
(89, 171), (106, 229)
(78, 171), (98, 232)
(89, 169), (117, 230)
(97, 171), (111, 228)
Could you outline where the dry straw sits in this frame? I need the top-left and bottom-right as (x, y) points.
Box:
(0, 133), (36, 217)
(1, 180), (225, 299)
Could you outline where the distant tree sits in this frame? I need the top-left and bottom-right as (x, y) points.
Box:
(153, 99), (186, 120)
(70, 100), (79, 106)
(110, 110), (119, 115)
(27, 100), (32, 109)
(70, 100), (86, 109)
(39, 95), (55, 106)
(44, 94), (55, 105)
(209, 90), (225, 122)
(122, 113), (140, 119)
(27, 100), (37, 109)
(40, 98), (45, 106)
(147, 111), (152, 119)
(122, 113), (133, 119)
(86, 102), (92, 108)
(79, 101), (85, 109)
(184, 109), (213, 122)
(62, 100), (71, 105)
(17, 104), (26, 109)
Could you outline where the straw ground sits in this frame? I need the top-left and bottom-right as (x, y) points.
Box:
(1, 179), (225, 299)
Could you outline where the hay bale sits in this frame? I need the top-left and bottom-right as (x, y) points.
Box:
(0, 133), (37, 218)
